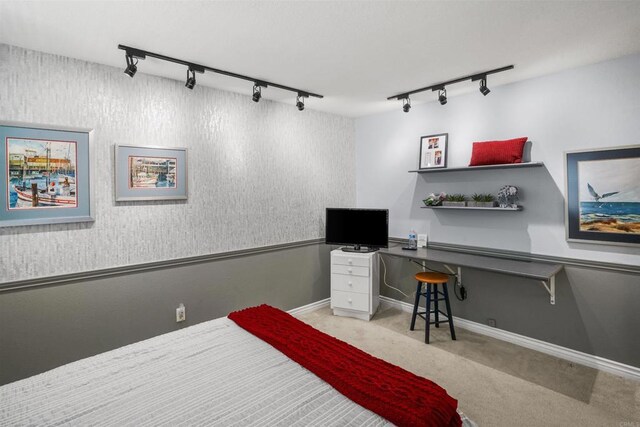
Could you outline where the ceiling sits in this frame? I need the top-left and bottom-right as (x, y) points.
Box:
(1, 1), (640, 117)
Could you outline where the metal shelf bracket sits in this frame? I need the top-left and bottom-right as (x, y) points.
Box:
(541, 276), (556, 305)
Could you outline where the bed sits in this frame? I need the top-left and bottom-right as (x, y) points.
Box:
(1, 305), (474, 426)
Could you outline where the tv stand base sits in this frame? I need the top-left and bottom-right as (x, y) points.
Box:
(341, 247), (378, 253)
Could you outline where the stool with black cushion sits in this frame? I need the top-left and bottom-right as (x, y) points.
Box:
(410, 271), (456, 344)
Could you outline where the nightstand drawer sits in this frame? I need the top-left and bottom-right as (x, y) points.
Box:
(331, 264), (369, 277)
(331, 290), (369, 312)
(331, 274), (369, 294)
(331, 255), (370, 268)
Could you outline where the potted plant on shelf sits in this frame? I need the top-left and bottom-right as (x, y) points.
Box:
(442, 194), (466, 207)
(469, 193), (497, 208)
(423, 192), (446, 207)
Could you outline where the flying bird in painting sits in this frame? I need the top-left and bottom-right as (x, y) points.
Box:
(587, 183), (619, 202)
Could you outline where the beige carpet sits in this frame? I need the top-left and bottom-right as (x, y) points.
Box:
(297, 306), (640, 427)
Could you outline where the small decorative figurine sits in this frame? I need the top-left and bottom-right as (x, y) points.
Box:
(497, 185), (519, 208)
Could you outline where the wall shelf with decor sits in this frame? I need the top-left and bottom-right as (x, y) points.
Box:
(409, 161), (545, 174)
(421, 205), (522, 211)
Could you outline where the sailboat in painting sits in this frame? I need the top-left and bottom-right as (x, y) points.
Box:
(7, 139), (78, 209)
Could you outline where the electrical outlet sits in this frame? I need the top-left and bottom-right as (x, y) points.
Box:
(487, 318), (496, 328)
(176, 303), (186, 322)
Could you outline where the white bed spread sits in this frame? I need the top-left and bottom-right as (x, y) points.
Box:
(1, 316), (474, 426)
(1, 317), (391, 426)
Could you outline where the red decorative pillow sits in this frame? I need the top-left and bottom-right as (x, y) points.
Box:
(469, 137), (528, 166)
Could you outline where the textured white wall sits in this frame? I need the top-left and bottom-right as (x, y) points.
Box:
(356, 53), (640, 265)
(0, 44), (355, 282)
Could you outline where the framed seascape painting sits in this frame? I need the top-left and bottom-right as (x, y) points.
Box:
(565, 145), (640, 246)
(0, 121), (93, 227)
(115, 145), (187, 201)
(419, 133), (448, 169)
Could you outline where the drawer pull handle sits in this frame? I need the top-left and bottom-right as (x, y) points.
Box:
(347, 268), (352, 273)
(348, 298), (352, 303)
(348, 259), (353, 264)
(348, 281), (353, 286)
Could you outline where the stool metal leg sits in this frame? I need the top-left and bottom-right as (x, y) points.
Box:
(425, 283), (432, 344)
(442, 283), (456, 341)
(433, 283), (440, 328)
(410, 281), (422, 331)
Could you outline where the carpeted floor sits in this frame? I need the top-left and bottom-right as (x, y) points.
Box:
(297, 306), (640, 426)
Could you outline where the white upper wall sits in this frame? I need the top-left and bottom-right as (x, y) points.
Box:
(0, 44), (355, 283)
(355, 53), (640, 265)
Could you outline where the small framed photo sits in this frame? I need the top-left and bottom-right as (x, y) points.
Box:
(1, 121), (94, 227)
(565, 145), (640, 246)
(115, 145), (187, 201)
(419, 133), (448, 169)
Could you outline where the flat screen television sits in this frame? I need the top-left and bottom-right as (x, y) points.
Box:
(325, 208), (389, 252)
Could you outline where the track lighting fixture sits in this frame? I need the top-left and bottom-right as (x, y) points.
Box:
(122, 47), (146, 78)
(185, 68), (197, 90)
(479, 78), (490, 96)
(296, 93), (307, 111)
(387, 65), (513, 105)
(124, 55), (137, 78)
(402, 97), (411, 113)
(438, 89), (447, 105)
(118, 44), (323, 103)
(252, 84), (262, 102)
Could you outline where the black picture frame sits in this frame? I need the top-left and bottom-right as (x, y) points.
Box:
(419, 133), (448, 169)
(565, 145), (640, 246)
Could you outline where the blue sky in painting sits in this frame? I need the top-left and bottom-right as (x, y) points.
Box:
(8, 138), (76, 166)
(578, 157), (640, 202)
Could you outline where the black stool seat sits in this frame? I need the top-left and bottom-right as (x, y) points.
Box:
(410, 272), (456, 344)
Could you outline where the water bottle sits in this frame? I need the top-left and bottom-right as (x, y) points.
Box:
(408, 230), (417, 249)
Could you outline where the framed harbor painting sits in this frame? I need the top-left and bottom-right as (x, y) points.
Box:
(419, 133), (448, 169)
(0, 121), (93, 227)
(115, 145), (187, 201)
(565, 145), (640, 246)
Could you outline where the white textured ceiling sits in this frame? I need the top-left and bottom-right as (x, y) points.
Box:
(1, 1), (640, 117)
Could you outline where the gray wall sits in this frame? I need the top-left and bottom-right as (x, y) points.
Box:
(356, 54), (640, 367)
(0, 44), (355, 283)
(380, 256), (640, 368)
(0, 242), (331, 385)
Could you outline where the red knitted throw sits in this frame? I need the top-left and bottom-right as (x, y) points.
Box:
(228, 305), (461, 427)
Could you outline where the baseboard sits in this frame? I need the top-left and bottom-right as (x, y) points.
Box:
(379, 296), (640, 381)
(288, 298), (331, 316)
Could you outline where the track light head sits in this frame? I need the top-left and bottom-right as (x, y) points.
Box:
(124, 54), (137, 78)
(479, 78), (490, 96)
(252, 84), (262, 103)
(438, 88), (447, 105)
(185, 68), (196, 90)
(296, 93), (307, 111)
(402, 97), (411, 113)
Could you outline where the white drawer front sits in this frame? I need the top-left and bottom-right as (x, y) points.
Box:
(331, 274), (370, 294)
(331, 290), (369, 312)
(331, 255), (370, 268)
(331, 264), (369, 277)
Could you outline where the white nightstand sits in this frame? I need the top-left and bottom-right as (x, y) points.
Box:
(330, 249), (379, 321)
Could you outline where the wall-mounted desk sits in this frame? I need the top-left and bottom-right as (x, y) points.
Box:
(378, 245), (563, 304)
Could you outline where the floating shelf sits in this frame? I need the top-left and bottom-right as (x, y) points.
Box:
(409, 162), (544, 174)
(421, 206), (523, 211)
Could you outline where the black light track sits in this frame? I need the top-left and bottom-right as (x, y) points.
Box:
(118, 44), (323, 99)
(387, 65), (514, 101)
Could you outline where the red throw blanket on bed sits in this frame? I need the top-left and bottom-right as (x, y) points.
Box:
(229, 305), (461, 427)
